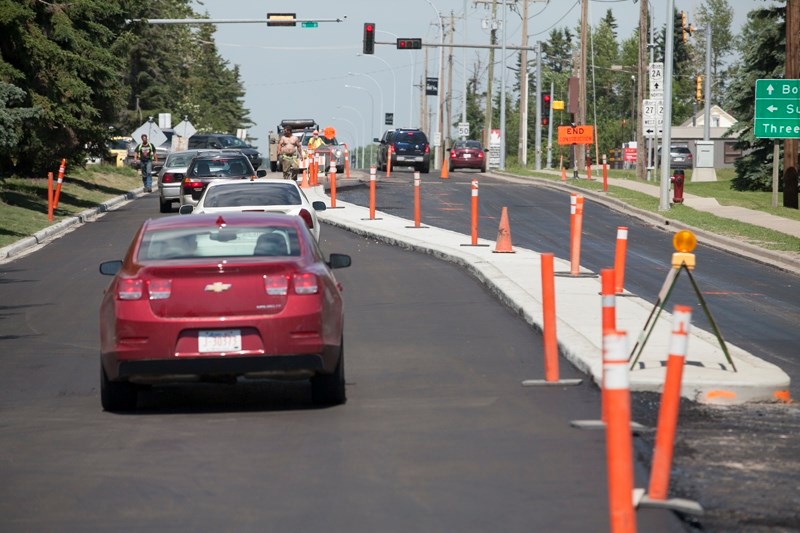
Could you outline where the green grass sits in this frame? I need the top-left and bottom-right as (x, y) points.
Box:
(505, 162), (800, 254)
(0, 164), (140, 249)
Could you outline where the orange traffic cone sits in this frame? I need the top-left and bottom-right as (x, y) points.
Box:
(560, 155), (567, 181)
(440, 150), (450, 179)
(493, 206), (514, 253)
(300, 166), (310, 188)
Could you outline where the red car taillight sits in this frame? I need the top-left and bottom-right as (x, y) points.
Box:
(182, 177), (204, 191)
(477, 151), (484, 159)
(424, 145), (430, 154)
(264, 273), (319, 296)
(162, 172), (182, 183)
(117, 279), (172, 300)
(299, 208), (314, 229)
(450, 150), (456, 158)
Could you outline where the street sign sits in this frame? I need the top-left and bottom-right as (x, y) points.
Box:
(649, 62), (664, 99)
(458, 122), (469, 137)
(131, 121), (167, 147)
(642, 98), (664, 138)
(301, 21), (318, 28)
(754, 79), (800, 139)
(557, 125), (594, 145)
(385, 112), (394, 126)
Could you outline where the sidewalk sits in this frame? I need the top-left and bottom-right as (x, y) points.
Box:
(305, 178), (792, 406)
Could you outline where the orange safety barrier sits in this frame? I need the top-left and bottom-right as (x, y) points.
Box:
(440, 149), (449, 179)
(614, 227), (629, 294)
(493, 206), (514, 253)
(601, 268), (617, 423)
(413, 171), (421, 228)
(369, 166), (376, 220)
(53, 158), (67, 209)
(329, 162), (337, 208)
(386, 145), (392, 178)
(47, 172), (54, 222)
(648, 305), (691, 500)
(470, 179), (479, 245)
(570, 195), (584, 275)
(603, 331), (637, 533)
(344, 144), (351, 178)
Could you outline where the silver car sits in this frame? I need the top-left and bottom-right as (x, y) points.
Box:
(178, 178), (327, 241)
(157, 149), (219, 213)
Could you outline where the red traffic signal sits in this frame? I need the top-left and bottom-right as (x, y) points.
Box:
(396, 38), (422, 50)
(363, 22), (375, 55)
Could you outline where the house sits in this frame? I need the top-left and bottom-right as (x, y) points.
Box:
(671, 104), (742, 168)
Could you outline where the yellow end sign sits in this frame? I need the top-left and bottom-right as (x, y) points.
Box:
(557, 125), (594, 145)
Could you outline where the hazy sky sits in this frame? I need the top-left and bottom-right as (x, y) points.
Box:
(187, 0), (755, 150)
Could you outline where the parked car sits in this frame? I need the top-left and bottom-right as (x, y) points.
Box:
(98, 212), (351, 411)
(188, 133), (263, 170)
(658, 146), (694, 169)
(180, 152), (266, 208)
(300, 131), (346, 174)
(179, 178), (327, 241)
(157, 149), (219, 213)
(448, 140), (487, 172)
(375, 128), (430, 173)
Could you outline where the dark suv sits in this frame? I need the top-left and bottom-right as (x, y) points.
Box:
(188, 134), (263, 170)
(376, 128), (430, 173)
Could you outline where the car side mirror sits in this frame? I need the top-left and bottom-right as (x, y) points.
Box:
(312, 201), (327, 212)
(374, 138), (381, 143)
(327, 253), (351, 269)
(178, 205), (194, 215)
(257, 169), (267, 177)
(99, 260), (123, 276)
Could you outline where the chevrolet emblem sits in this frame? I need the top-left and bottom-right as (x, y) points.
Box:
(204, 282), (232, 293)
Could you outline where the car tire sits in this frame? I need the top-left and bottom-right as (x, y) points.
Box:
(449, 161), (456, 173)
(101, 364), (138, 412)
(310, 340), (346, 406)
(420, 163), (430, 174)
(480, 163), (486, 173)
(159, 198), (171, 213)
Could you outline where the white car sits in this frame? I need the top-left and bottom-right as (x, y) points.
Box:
(178, 178), (327, 241)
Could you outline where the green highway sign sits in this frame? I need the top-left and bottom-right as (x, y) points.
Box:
(754, 79), (800, 139)
(301, 21), (318, 28)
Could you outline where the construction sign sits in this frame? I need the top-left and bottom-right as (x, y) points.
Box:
(557, 125), (594, 145)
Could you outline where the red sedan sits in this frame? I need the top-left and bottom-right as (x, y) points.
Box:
(448, 140), (487, 172)
(98, 212), (351, 411)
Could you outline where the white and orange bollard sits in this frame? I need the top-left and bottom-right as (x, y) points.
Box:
(344, 144), (351, 178)
(638, 306), (703, 515)
(368, 166), (377, 220)
(386, 145), (392, 178)
(47, 171), (54, 222)
(413, 171), (422, 228)
(470, 179), (479, 245)
(570, 195), (584, 275)
(603, 154), (609, 192)
(53, 158), (67, 209)
(328, 161), (338, 208)
(522, 253), (582, 387)
(614, 227), (629, 294)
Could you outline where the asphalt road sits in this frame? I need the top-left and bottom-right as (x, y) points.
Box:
(0, 195), (684, 531)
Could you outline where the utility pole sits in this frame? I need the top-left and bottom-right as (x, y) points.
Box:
(421, 46), (429, 135)
(636, 0), (648, 179)
(578, 0), (588, 167)
(785, 0), (799, 208)
(446, 11), (455, 149)
(534, 41), (541, 170)
(519, 0), (530, 167)
(483, 0), (498, 147)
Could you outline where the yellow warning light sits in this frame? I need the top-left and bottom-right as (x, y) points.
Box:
(672, 230), (697, 269)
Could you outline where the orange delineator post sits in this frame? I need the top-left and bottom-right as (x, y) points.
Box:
(470, 179), (479, 246)
(344, 144), (351, 178)
(570, 193), (576, 245)
(570, 195), (584, 275)
(601, 268), (617, 423)
(386, 145), (392, 177)
(369, 166), (377, 220)
(541, 253), (560, 382)
(47, 171), (54, 222)
(329, 163), (337, 208)
(648, 305), (692, 501)
(53, 158), (66, 210)
(614, 227), (629, 294)
(602, 154), (609, 192)
(603, 331), (637, 533)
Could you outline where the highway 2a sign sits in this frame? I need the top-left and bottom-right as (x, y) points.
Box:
(754, 79), (800, 139)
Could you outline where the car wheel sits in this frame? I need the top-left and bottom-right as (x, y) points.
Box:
(101, 364), (138, 412)
(449, 161), (456, 173)
(159, 198), (171, 213)
(311, 340), (346, 406)
(420, 163), (430, 174)
(480, 163), (487, 173)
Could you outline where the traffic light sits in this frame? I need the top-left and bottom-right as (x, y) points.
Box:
(695, 75), (703, 101)
(541, 92), (551, 126)
(363, 22), (375, 55)
(680, 11), (693, 42)
(396, 38), (422, 50)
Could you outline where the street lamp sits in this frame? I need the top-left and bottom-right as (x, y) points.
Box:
(356, 53), (397, 126)
(344, 84), (375, 165)
(348, 72), (384, 134)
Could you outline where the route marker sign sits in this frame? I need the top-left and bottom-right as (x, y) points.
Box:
(754, 79), (800, 139)
(557, 125), (594, 145)
(649, 62), (664, 99)
(642, 98), (664, 138)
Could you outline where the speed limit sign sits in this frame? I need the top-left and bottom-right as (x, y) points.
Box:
(458, 122), (469, 137)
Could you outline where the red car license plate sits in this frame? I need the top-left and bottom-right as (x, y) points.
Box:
(198, 329), (242, 353)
